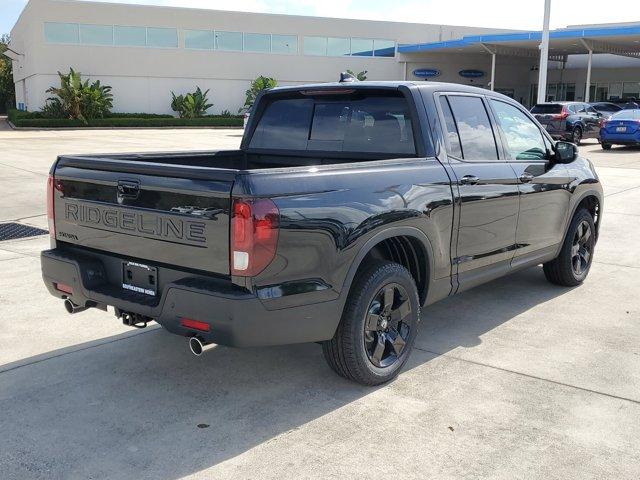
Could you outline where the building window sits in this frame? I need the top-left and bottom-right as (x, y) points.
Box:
(114, 26), (146, 47)
(622, 82), (640, 100)
(373, 39), (395, 57)
(146, 27), (178, 48)
(215, 31), (243, 51)
(184, 29), (213, 50)
(272, 34), (297, 54)
(44, 22), (79, 44)
(244, 33), (271, 53)
(327, 37), (350, 56)
(79, 24), (113, 46)
(350, 38), (374, 56)
(304, 36), (327, 56)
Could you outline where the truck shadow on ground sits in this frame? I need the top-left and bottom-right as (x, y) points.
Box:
(0, 266), (572, 479)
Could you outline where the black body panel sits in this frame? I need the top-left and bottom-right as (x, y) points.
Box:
(41, 81), (603, 347)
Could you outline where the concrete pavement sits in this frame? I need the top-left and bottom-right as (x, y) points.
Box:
(0, 125), (638, 479)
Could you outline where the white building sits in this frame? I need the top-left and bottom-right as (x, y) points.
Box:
(7, 0), (640, 114)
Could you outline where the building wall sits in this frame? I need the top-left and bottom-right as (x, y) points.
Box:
(10, 0), (509, 113)
(403, 53), (536, 106)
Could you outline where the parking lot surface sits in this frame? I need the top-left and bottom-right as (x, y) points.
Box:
(0, 123), (638, 479)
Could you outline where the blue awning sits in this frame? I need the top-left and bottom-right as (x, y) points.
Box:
(399, 24), (640, 55)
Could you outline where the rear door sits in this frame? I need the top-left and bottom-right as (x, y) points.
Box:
(53, 159), (232, 274)
(437, 93), (520, 291)
(488, 99), (571, 261)
(584, 105), (602, 137)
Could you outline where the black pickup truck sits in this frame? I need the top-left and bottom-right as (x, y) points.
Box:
(41, 81), (603, 385)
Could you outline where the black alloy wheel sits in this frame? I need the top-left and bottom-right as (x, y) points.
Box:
(571, 220), (593, 277)
(572, 127), (582, 145)
(543, 208), (596, 286)
(364, 283), (412, 368)
(322, 260), (420, 385)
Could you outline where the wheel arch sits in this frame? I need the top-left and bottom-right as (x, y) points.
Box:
(567, 190), (602, 241)
(341, 227), (435, 307)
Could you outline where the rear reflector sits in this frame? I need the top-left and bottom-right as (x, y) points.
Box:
(180, 318), (211, 332)
(55, 282), (74, 295)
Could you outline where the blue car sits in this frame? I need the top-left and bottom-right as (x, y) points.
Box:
(600, 109), (640, 150)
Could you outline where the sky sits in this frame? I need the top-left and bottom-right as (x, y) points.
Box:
(1, 0), (639, 35)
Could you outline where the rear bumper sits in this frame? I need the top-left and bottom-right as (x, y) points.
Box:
(41, 248), (342, 347)
(599, 132), (640, 145)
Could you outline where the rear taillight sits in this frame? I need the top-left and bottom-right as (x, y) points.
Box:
(552, 107), (569, 120)
(47, 175), (63, 239)
(47, 175), (55, 239)
(230, 198), (279, 276)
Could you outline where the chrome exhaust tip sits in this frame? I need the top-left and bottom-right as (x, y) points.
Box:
(189, 337), (215, 356)
(64, 299), (88, 314)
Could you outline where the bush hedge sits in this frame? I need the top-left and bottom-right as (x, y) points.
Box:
(7, 110), (243, 128)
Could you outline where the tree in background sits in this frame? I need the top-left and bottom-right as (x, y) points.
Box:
(245, 76), (277, 107)
(171, 86), (213, 118)
(347, 69), (368, 81)
(45, 68), (113, 123)
(0, 34), (16, 113)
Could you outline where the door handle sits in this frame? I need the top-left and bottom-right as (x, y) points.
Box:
(519, 173), (534, 183)
(459, 175), (479, 186)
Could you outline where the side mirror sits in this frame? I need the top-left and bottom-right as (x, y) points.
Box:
(554, 141), (578, 163)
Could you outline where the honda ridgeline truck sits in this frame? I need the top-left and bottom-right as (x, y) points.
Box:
(41, 81), (603, 385)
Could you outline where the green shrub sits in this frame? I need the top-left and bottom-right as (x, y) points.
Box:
(171, 86), (213, 118)
(107, 112), (173, 119)
(245, 76), (277, 106)
(12, 116), (243, 128)
(346, 69), (368, 81)
(45, 68), (113, 123)
(41, 98), (66, 118)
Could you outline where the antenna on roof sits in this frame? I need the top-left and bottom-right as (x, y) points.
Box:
(339, 72), (358, 83)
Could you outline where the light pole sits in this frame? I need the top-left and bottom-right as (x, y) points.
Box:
(536, 0), (552, 104)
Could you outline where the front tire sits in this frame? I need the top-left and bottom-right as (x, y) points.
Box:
(322, 260), (420, 386)
(543, 208), (596, 286)
(601, 143), (612, 150)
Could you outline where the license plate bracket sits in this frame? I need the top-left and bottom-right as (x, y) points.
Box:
(122, 261), (157, 296)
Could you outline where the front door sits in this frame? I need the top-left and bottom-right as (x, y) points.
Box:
(437, 94), (520, 292)
(487, 98), (571, 262)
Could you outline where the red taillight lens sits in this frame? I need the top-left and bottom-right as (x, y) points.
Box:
(47, 175), (63, 239)
(230, 198), (279, 276)
(553, 108), (569, 120)
(47, 175), (55, 239)
(180, 318), (211, 332)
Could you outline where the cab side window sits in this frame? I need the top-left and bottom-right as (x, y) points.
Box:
(446, 95), (499, 161)
(439, 96), (463, 158)
(490, 100), (547, 161)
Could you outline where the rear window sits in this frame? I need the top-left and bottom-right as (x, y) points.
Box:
(610, 109), (640, 120)
(249, 93), (416, 155)
(530, 104), (563, 114)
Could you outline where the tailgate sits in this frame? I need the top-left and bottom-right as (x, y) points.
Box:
(53, 162), (233, 275)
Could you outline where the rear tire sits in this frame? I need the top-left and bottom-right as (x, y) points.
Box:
(322, 260), (420, 386)
(571, 126), (583, 145)
(601, 143), (612, 150)
(543, 208), (596, 287)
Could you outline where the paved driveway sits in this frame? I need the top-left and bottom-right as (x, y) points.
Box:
(0, 125), (638, 479)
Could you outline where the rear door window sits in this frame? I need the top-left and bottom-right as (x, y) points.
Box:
(249, 93), (416, 155)
(438, 96), (463, 158)
(446, 95), (499, 161)
(531, 104), (562, 114)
